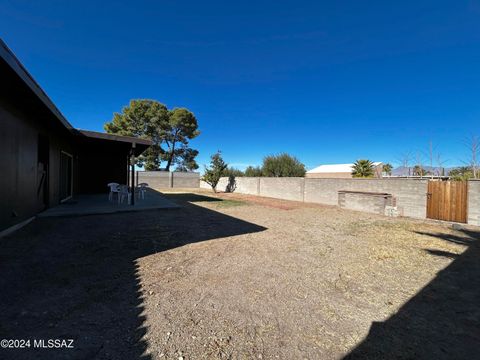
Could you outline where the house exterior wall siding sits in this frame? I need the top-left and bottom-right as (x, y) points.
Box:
(0, 95), (74, 230)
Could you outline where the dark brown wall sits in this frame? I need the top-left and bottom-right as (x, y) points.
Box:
(77, 139), (130, 193)
(0, 100), (42, 231)
(0, 57), (139, 231)
(0, 59), (76, 231)
(0, 98), (131, 230)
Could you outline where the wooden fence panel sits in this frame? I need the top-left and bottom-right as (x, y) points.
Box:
(427, 181), (467, 223)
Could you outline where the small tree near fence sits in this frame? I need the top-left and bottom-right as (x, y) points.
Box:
(262, 153), (306, 177)
(223, 167), (245, 177)
(245, 166), (263, 177)
(202, 151), (228, 192)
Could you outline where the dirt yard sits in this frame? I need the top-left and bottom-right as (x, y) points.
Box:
(0, 191), (479, 360)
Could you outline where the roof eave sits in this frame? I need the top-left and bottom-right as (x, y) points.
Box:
(0, 38), (74, 130)
(74, 129), (153, 146)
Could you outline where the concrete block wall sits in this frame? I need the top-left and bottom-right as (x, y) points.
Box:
(200, 176), (480, 225)
(200, 179), (211, 190)
(468, 180), (480, 226)
(200, 177), (229, 191)
(201, 177), (260, 194)
(137, 171), (171, 188)
(171, 172), (200, 188)
(231, 177), (260, 195)
(137, 171), (200, 189)
(338, 191), (394, 215)
(208, 177), (428, 219)
(259, 177), (304, 201)
(304, 178), (428, 219)
(202, 177), (304, 201)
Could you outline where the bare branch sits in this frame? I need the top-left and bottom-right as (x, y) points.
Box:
(396, 151), (412, 176)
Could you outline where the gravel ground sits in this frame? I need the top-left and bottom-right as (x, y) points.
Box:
(0, 191), (478, 360)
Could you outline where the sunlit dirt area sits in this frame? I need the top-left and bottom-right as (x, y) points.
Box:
(1, 191), (478, 359)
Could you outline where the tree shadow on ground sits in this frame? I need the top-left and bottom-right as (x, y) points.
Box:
(163, 193), (222, 203)
(345, 227), (480, 360)
(0, 191), (266, 360)
(225, 175), (237, 193)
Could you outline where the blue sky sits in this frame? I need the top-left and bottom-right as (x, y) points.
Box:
(1, 0), (480, 170)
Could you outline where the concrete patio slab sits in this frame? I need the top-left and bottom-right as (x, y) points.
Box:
(39, 189), (179, 217)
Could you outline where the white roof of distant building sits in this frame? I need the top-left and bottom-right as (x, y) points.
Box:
(307, 162), (382, 174)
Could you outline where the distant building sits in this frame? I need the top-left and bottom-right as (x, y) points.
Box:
(306, 162), (383, 178)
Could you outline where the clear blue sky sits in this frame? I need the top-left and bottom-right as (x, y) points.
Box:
(2, 0), (480, 170)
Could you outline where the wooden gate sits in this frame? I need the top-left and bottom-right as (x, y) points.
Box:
(426, 181), (468, 223)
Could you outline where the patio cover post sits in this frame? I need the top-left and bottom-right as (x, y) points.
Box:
(126, 154), (130, 188)
(130, 142), (136, 205)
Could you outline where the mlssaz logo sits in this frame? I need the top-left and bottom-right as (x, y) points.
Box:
(34, 339), (74, 349)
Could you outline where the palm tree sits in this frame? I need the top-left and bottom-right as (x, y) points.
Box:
(413, 165), (425, 177)
(351, 159), (375, 178)
(382, 163), (393, 176)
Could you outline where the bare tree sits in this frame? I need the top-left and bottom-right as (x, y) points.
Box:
(397, 151), (412, 177)
(436, 152), (448, 177)
(469, 135), (479, 179)
(428, 141), (435, 179)
(459, 136), (479, 180)
(415, 151), (424, 178)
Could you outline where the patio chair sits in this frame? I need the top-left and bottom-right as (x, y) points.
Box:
(107, 182), (120, 201)
(136, 183), (149, 200)
(118, 185), (131, 204)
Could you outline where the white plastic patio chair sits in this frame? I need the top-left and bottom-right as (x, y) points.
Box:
(118, 185), (131, 204)
(107, 182), (120, 201)
(136, 183), (149, 200)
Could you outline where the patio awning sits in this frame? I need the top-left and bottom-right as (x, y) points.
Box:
(74, 129), (153, 156)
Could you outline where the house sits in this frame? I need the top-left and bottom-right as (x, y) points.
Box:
(306, 162), (383, 178)
(0, 39), (152, 233)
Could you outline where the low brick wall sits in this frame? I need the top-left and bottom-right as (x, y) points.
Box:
(201, 176), (480, 225)
(136, 171), (200, 189)
(304, 178), (428, 219)
(338, 191), (394, 215)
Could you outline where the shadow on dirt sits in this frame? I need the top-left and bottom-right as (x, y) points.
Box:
(345, 227), (480, 359)
(0, 191), (266, 359)
(163, 192), (223, 203)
